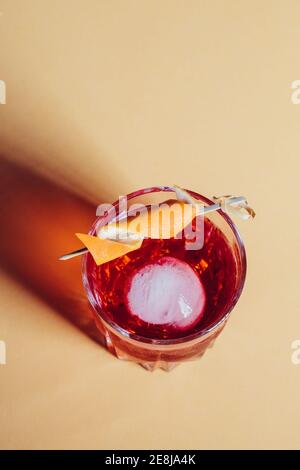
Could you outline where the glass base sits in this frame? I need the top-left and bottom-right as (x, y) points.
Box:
(103, 327), (218, 371)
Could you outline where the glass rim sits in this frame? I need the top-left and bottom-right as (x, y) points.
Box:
(82, 186), (247, 346)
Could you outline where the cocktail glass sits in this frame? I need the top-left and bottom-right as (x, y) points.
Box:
(82, 186), (246, 371)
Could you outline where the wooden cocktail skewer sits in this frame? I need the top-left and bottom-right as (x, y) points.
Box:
(59, 195), (249, 261)
(59, 247), (88, 261)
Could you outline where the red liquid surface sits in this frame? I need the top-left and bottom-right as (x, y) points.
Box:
(86, 218), (238, 340)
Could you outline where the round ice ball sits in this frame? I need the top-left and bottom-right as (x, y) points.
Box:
(125, 256), (206, 330)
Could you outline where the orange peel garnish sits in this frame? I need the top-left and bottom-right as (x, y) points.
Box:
(60, 186), (254, 265)
(76, 233), (143, 266)
(77, 199), (202, 266)
(99, 199), (202, 241)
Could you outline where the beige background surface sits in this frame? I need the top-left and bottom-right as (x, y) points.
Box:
(0, 0), (300, 449)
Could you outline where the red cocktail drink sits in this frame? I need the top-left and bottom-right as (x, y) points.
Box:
(82, 187), (246, 370)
